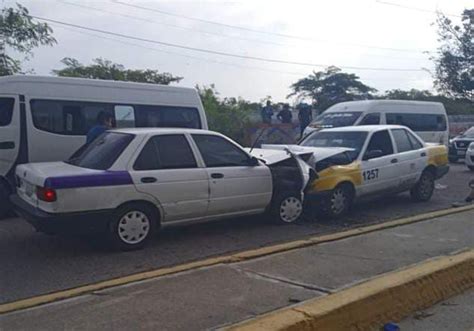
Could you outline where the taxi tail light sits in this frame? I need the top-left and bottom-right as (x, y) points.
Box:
(36, 187), (57, 202)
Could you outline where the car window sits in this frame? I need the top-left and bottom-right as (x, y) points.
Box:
(67, 132), (134, 170)
(386, 113), (447, 132)
(192, 134), (250, 167)
(365, 130), (393, 158)
(359, 113), (380, 125)
(134, 135), (197, 170)
(391, 129), (413, 153)
(406, 130), (424, 150)
(0, 98), (14, 127)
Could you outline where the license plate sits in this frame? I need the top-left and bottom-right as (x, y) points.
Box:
(457, 150), (466, 156)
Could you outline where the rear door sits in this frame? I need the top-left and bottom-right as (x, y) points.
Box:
(0, 96), (19, 178)
(130, 134), (209, 222)
(359, 130), (399, 196)
(191, 134), (272, 217)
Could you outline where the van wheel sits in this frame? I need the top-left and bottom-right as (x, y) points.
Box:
(322, 184), (353, 219)
(271, 192), (303, 224)
(107, 203), (158, 251)
(410, 170), (435, 202)
(0, 182), (11, 220)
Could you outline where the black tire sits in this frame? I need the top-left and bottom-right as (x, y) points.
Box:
(410, 170), (435, 202)
(107, 203), (158, 251)
(468, 166), (474, 172)
(321, 184), (353, 219)
(0, 181), (11, 220)
(270, 192), (303, 224)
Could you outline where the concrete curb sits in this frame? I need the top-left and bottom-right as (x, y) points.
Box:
(225, 250), (474, 331)
(1, 204), (473, 315)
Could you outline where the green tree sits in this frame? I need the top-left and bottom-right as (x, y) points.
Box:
(53, 58), (182, 85)
(433, 9), (473, 100)
(288, 66), (377, 112)
(383, 89), (434, 100)
(0, 4), (56, 76)
(197, 85), (254, 143)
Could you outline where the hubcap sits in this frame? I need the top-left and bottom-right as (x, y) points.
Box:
(331, 189), (347, 215)
(279, 197), (303, 223)
(118, 211), (150, 245)
(420, 175), (433, 197)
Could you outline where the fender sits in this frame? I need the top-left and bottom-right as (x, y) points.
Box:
(309, 162), (362, 193)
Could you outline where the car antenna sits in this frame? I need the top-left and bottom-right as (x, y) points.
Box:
(249, 128), (266, 154)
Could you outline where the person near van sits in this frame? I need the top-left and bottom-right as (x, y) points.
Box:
(261, 100), (274, 124)
(298, 104), (312, 137)
(277, 104), (293, 124)
(86, 112), (114, 144)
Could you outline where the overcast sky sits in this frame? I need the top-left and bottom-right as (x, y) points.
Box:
(6, 0), (472, 103)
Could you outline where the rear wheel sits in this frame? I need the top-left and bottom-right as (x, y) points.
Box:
(107, 203), (158, 251)
(322, 184), (353, 219)
(410, 170), (435, 202)
(271, 192), (303, 224)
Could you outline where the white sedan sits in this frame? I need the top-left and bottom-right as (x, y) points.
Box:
(11, 128), (313, 250)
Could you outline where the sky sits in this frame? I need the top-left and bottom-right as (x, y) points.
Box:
(4, 0), (472, 103)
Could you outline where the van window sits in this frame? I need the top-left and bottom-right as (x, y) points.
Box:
(311, 111), (362, 128)
(114, 105), (135, 128)
(31, 100), (113, 135)
(386, 113), (447, 132)
(0, 98), (14, 126)
(135, 105), (201, 129)
(359, 113), (380, 125)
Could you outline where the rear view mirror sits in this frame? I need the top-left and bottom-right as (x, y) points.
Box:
(247, 156), (259, 166)
(364, 149), (383, 160)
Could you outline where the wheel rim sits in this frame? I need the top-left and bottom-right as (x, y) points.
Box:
(279, 197), (303, 223)
(419, 174), (434, 198)
(331, 189), (347, 215)
(117, 211), (150, 245)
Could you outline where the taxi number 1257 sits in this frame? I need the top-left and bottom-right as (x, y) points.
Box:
(363, 169), (379, 181)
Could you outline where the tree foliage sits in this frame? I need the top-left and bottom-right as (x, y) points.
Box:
(433, 9), (473, 100)
(197, 85), (256, 143)
(53, 58), (183, 85)
(0, 4), (56, 76)
(288, 66), (377, 112)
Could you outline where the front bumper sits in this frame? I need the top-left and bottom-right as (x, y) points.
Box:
(10, 194), (112, 235)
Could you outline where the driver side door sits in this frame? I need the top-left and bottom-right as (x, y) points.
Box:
(191, 134), (272, 217)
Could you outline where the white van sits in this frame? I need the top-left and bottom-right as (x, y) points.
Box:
(0, 75), (207, 217)
(303, 100), (449, 146)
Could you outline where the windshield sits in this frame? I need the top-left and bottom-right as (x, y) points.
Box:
(460, 127), (474, 138)
(67, 132), (134, 170)
(300, 131), (368, 160)
(311, 111), (362, 128)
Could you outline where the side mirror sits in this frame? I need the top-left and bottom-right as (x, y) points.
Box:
(363, 149), (383, 160)
(247, 156), (259, 166)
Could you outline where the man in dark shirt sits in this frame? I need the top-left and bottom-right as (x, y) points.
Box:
(86, 112), (114, 144)
(298, 104), (312, 138)
(261, 100), (274, 124)
(277, 104), (293, 124)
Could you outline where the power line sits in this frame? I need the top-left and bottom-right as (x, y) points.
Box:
(375, 0), (462, 18)
(59, 0), (428, 61)
(32, 15), (427, 72)
(111, 0), (426, 53)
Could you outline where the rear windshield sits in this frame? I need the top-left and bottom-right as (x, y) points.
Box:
(300, 131), (368, 160)
(67, 132), (134, 170)
(311, 111), (362, 128)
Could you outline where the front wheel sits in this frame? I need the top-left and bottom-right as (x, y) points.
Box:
(410, 171), (435, 202)
(321, 184), (353, 219)
(271, 192), (303, 224)
(107, 203), (158, 251)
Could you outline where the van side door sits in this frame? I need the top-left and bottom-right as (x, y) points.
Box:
(0, 96), (20, 179)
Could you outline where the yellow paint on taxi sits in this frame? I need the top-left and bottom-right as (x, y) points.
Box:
(427, 145), (449, 167)
(308, 162), (362, 193)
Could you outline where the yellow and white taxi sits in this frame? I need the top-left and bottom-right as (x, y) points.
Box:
(299, 125), (449, 217)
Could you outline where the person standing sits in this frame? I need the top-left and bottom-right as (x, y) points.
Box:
(298, 104), (312, 138)
(261, 100), (274, 124)
(277, 104), (293, 124)
(86, 111), (114, 144)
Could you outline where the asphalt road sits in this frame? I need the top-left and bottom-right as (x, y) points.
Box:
(0, 163), (472, 304)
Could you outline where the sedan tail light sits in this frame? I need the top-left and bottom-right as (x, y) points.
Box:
(36, 187), (57, 202)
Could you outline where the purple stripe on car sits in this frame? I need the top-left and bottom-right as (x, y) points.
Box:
(44, 171), (132, 189)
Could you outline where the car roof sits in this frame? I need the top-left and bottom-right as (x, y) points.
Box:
(321, 125), (408, 133)
(109, 127), (217, 135)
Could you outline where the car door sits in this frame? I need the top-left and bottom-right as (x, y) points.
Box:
(390, 128), (426, 190)
(191, 134), (272, 217)
(0, 96), (19, 178)
(358, 129), (399, 196)
(130, 134), (209, 222)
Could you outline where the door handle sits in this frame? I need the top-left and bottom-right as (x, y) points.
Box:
(420, 152), (427, 157)
(211, 173), (224, 179)
(0, 141), (15, 149)
(391, 158), (398, 163)
(140, 177), (157, 183)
